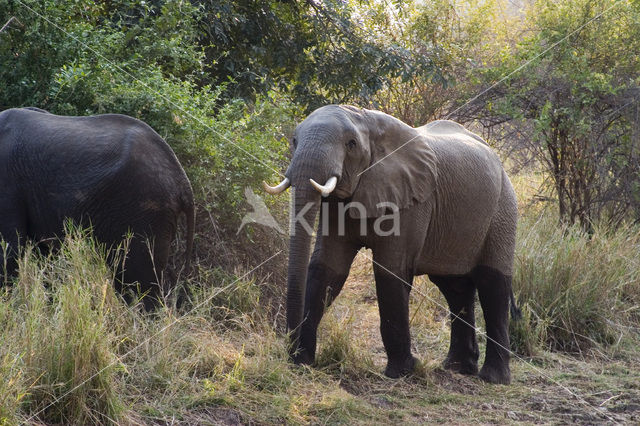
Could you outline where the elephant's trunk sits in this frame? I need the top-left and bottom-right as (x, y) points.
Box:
(283, 129), (342, 361)
(286, 185), (320, 361)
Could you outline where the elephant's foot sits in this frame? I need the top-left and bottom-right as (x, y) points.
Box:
(443, 355), (478, 376)
(291, 348), (315, 366)
(141, 294), (163, 312)
(478, 363), (511, 384)
(384, 355), (417, 378)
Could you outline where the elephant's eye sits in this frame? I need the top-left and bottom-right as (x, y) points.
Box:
(346, 139), (356, 150)
(292, 137), (297, 148)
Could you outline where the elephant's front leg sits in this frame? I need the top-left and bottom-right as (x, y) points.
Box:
(297, 239), (359, 365)
(373, 261), (417, 378)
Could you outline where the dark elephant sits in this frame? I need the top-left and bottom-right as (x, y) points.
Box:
(0, 108), (195, 309)
(264, 105), (519, 384)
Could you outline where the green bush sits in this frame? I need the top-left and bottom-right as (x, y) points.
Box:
(1, 0), (298, 230)
(82, 69), (297, 226)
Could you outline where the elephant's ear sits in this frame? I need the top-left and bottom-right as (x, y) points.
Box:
(351, 130), (438, 218)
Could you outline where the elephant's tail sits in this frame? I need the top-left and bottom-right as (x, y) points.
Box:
(509, 288), (522, 320)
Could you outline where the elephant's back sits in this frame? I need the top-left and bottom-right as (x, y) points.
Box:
(10, 111), (139, 193)
(4, 108), (185, 189)
(419, 120), (488, 146)
(2, 108), (190, 240)
(427, 130), (504, 196)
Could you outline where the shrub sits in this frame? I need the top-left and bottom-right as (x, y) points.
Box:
(512, 210), (640, 356)
(315, 303), (375, 377)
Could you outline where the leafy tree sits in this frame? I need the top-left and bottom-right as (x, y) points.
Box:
(0, 0), (203, 110)
(360, 0), (516, 125)
(461, 0), (640, 230)
(193, 0), (437, 110)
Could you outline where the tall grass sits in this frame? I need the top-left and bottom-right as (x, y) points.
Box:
(0, 229), (378, 424)
(0, 230), (127, 424)
(512, 210), (640, 356)
(2, 205), (640, 423)
(315, 302), (375, 377)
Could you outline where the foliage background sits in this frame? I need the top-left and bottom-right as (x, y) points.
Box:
(4, 0), (638, 230)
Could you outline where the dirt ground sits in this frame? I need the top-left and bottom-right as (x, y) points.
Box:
(314, 250), (640, 425)
(147, 249), (640, 425)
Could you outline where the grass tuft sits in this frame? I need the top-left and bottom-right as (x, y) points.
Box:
(315, 303), (376, 378)
(1, 228), (126, 424)
(513, 211), (640, 355)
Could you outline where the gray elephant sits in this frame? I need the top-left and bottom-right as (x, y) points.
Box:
(264, 105), (518, 384)
(0, 108), (195, 309)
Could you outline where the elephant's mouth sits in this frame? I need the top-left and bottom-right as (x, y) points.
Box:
(333, 185), (351, 199)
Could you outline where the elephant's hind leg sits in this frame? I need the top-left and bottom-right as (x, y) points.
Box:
(429, 274), (479, 375)
(472, 265), (511, 384)
(0, 199), (27, 284)
(121, 235), (168, 311)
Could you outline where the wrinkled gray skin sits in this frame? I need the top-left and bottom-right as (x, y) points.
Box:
(281, 105), (518, 384)
(0, 108), (195, 309)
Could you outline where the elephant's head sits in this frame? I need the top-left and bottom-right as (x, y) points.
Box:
(264, 105), (438, 360)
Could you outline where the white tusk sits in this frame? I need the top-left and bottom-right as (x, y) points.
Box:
(310, 176), (337, 197)
(262, 177), (290, 195)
